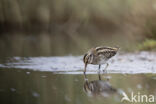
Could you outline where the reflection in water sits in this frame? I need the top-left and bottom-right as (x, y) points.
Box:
(83, 74), (117, 97)
(0, 68), (156, 104)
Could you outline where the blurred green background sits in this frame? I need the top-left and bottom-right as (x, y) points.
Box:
(0, 0), (156, 56)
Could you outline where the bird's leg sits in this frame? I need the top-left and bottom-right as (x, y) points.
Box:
(98, 64), (101, 79)
(98, 64), (101, 70)
(98, 64), (101, 73)
(103, 63), (109, 73)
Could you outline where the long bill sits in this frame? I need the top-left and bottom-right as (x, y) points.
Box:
(84, 63), (87, 74)
(84, 63), (87, 79)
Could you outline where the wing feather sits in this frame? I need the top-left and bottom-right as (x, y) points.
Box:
(97, 50), (117, 59)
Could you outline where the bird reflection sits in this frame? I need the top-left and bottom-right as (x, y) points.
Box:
(83, 74), (117, 97)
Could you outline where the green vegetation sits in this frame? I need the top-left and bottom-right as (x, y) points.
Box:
(138, 39), (156, 51)
(0, 0), (156, 56)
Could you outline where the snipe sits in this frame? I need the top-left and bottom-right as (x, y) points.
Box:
(83, 46), (119, 74)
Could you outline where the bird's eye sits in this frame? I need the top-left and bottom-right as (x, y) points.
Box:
(89, 54), (93, 59)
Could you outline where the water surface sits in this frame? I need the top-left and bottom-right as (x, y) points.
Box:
(0, 68), (156, 104)
(0, 51), (156, 104)
(0, 51), (156, 74)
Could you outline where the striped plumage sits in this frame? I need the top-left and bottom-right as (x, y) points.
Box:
(83, 46), (119, 74)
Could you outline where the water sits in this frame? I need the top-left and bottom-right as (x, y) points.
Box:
(0, 69), (156, 104)
(0, 51), (156, 74)
(0, 51), (156, 104)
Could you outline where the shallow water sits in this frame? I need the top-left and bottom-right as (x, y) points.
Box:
(0, 69), (156, 104)
(0, 51), (156, 104)
(0, 51), (156, 74)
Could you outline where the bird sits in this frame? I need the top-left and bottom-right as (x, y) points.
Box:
(83, 46), (119, 74)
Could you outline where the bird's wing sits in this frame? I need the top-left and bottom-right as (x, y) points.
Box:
(97, 49), (117, 59)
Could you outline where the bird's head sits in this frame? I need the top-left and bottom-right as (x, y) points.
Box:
(83, 53), (94, 64)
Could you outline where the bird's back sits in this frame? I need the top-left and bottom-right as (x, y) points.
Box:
(83, 46), (119, 65)
(95, 46), (119, 59)
(90, 46), (119, 64)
